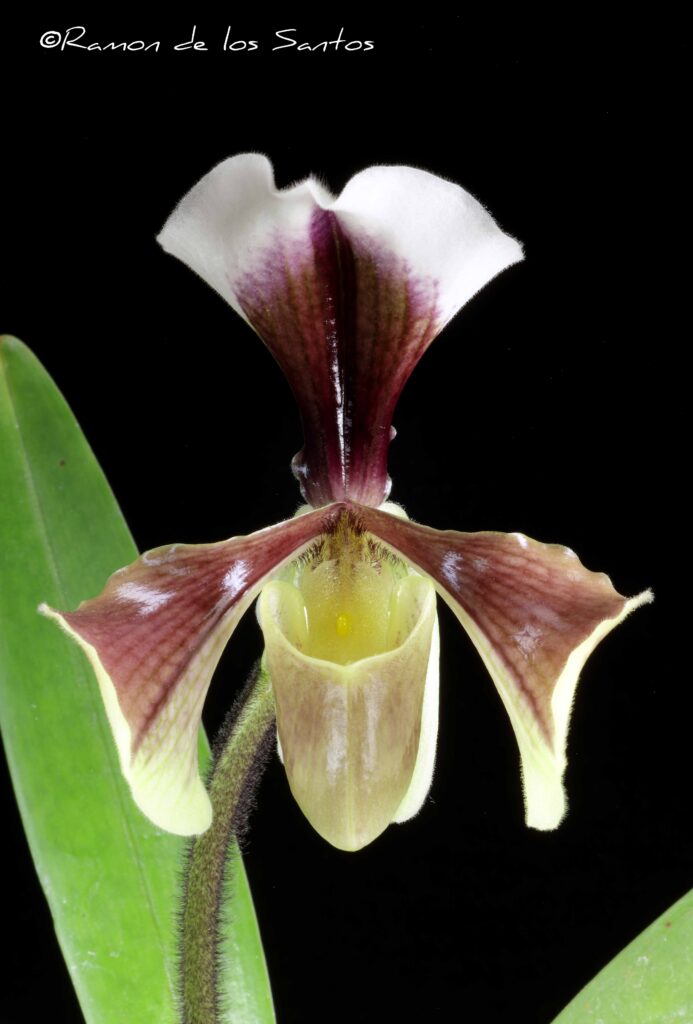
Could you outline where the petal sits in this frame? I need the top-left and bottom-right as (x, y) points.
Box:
(158, 155), (522, 507)
(39, 506), (341, 836)
(354, 504), (652, 830)
(258, 571), (438, 851)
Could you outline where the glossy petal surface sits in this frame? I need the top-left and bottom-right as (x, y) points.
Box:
(41, 506), (342, 836)
(356, 504), (652, 828)
(158, 154), (522, 506)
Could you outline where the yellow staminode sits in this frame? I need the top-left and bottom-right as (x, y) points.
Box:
(296, 529), (399, 664)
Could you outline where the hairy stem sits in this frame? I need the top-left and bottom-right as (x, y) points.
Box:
(179, 663), (275, 1024)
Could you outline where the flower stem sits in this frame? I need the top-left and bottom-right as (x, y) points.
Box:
(179, 662), (275, 1024)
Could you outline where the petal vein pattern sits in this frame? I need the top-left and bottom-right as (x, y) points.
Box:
(234, 210), (440, 507)
(40, 506), (339, 836)
(41, 153), (651, 851)
(158, 154), (523, 507)
(357, 504), (652, 829)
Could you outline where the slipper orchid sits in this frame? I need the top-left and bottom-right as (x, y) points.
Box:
(41, 155), (651, 852)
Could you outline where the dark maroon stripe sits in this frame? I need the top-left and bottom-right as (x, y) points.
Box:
(62, 505), (345, 752)
(234, 211), (440, 507)
(354, 504), (627, 744)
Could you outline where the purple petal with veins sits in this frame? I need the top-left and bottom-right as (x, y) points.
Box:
(157, 155), (523, 507)
(355, 504), (646, 747)
(235, 210), (440, 507)
(40, 505), (344, 835)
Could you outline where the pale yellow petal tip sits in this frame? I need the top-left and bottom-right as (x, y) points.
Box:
(630, 588), (654, 611)
(522, 586), (653, 833)
(131, 779), (212, 837)
(40, 598), (214, 839)
(523, 762), (567, 831)
(38, 600), (59, 620)
(38, 601), (75, 634)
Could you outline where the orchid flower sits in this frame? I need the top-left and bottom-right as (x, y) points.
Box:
(41, 155), (651, 852)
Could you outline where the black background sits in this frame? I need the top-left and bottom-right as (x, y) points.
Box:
(1, 15), (688, 1024)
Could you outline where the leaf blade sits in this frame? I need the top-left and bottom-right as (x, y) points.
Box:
(551, 888), (693, 1024)
(0, 336), (274, 1024)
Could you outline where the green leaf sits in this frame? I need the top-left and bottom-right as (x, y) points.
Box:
(0, 336), (275, 1024)
(551, 888), (693, 1024)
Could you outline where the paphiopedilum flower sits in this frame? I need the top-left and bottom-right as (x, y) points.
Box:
(41, 155), (651, 852)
